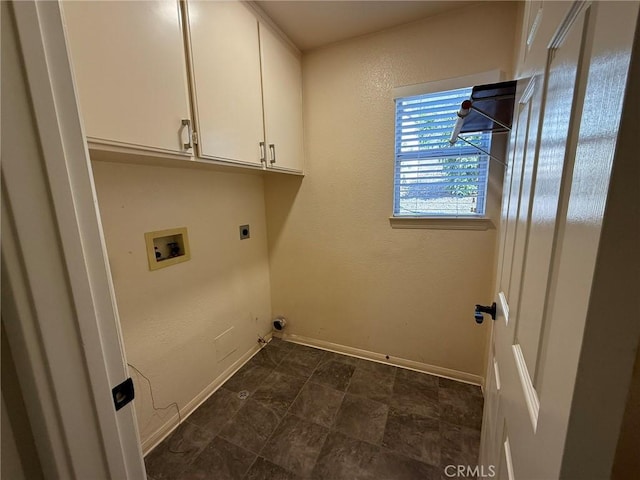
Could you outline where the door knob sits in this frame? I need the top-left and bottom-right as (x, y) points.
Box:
(474, 303), (497, 324)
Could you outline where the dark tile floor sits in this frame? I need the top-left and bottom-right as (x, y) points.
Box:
(144, 338), (483, 480)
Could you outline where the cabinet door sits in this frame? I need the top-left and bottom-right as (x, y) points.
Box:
(186, 0), (264, 166)
(62, 0), (192, 156)
(259, 23), (304, 173)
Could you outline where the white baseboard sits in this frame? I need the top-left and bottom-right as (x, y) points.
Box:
(141, 332), (273, 455)
(143, 331), (483, 455)
(276, 332), (484, 387)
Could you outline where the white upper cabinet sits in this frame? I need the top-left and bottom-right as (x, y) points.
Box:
(185, 1), (265, 167)
(259, 23), (304, 173)
(62, 0), (193, 156)
(62, 0), (304, 173)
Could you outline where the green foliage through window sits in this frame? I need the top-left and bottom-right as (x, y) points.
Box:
(394, 87), (490, 217)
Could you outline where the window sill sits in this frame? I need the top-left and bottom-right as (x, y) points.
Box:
(389, 216), (495, 231)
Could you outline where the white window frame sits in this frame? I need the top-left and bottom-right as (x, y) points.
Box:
(389, 71), (502, 230)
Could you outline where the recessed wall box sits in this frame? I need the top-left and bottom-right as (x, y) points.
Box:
(144, 227), (191, 271)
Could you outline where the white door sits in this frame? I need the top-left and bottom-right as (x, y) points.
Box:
(61, 0), (193, 156)
(480, 2), (639, 478)
(185, 0), (265, 166)
(3, 1), (145, 478)
(260, 22), (305, 173)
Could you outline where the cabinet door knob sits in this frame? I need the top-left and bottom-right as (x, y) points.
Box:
(259, 141), (266, 164)
(269, 143), (276, 165)
(181, 119), (192, 150)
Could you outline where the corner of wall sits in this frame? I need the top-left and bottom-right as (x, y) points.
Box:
(91, 160), (273, 445)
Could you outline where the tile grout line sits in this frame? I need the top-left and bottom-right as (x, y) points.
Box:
(240, 341), (316, 479)
(181, 341), (294, 479)
(256, 346), (326, 443)
(375, 365), (400, 452)
(246, 345), (338, 479)
(248, 348), (398, 476)
(160, 341), (479, 479)
(236, 340), (301, 477)
(189, 341), (480, 479)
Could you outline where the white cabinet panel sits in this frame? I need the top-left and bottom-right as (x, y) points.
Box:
(186, 0), (264, 166)
(63, 0), (305, 173)
(62, 0), (192, 155)
(259, 24), (304, 173)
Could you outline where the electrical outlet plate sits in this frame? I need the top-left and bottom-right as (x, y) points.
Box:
(239, 224), (250, 240)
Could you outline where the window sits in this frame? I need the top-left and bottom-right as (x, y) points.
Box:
(394, 87), (491, 217)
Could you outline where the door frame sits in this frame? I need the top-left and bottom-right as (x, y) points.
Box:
(2, 1), (145, 478)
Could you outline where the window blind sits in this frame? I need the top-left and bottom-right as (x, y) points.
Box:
(394, 87), (491, 217)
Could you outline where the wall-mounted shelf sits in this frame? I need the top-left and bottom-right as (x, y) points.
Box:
(144, 227), (191, 271)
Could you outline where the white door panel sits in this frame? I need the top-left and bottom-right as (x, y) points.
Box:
(498, 435), (515, 480)
(506, 6), (588, 477)
(495, 112), (520, 296)
(481, 1), (639, 478)
(480, 345), (503, 471)
(498, 101), (528, 299)
(514, 5), (586, 383)
(506, 78), (543, 323)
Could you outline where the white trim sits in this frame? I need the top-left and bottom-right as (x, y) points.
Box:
(142, 333), (272, 454)
(503, 436), (515, 480)
(512, 344), (540, 432)
(245, 1), (301, 57)
(89, 142), (195, 163)
(266, 164), (304, 176)
(548, 1), (589, 51)
(87, 137), (193, 158)
(6, 1), (145, 477)
(90, 147), (302, 180)
(526, 6), (544, 50)
(89, 147), (267, 177)
(276, 333), (484, 387)
(1, 202), (74, 478)
(389, 216), (495, 231)
(493, 358), (502, 392)
(142, 330), (484, 453)
(520, 76), (536, 105)
(265, 167), (305, 177)
(392, 69), (502, 99)
(498, 291), (510, 326)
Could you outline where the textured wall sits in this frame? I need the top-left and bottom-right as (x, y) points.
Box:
(92, 161), (272, 444)
(265, 2), (518, 377)
(613, 346), (640, 478)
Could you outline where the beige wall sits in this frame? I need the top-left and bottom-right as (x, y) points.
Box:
(91, 3), (519, 447)
(92, 161), (272, 444)
(265, 2), (518, 377)
(613, 346), (640, 478)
